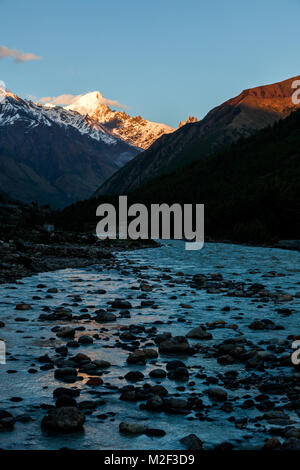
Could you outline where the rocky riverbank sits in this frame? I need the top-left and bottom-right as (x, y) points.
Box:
(0, 237), (158, 285)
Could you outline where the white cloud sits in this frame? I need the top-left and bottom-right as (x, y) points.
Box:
(0, 45), (42, 63)
(40, 94), (77, 106)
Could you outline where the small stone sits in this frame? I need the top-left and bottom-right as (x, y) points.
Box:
(125, 371), (144, 381)
(186, 327), (212, 340)
(56, 396), (77, 408)
(145, 395), (164, 410)
(180, 434), (203, 450)
(119, 422), (147, 434)
(159, 336), (192, 354)
(78, 335), (93, 345)
(166, 360), (186, 370)
(145, 428), (166, 437)
(168, 367), (189, 380)
(207, 388), (228, 401)
(15, 303), (32, 311)
(263, 438), (281, 450)
(112, 300), (132, 309)
(53, 387), (80, 399)
(93, 360), (111, 369)
(41, 407), (85, 433)
(149, 369), (167, 379)
(95, 312), (117, 322)
(86, 377), (103, 386)
(54, 368), (77, 381)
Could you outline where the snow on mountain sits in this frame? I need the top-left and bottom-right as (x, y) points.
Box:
(0, 88), (139, 207)
(62, 91), (175, 149)
(42, 105), (118, 145)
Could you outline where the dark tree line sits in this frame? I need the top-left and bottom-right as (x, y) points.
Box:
(54, 109), (300, 244)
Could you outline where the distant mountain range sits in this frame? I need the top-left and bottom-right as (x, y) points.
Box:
(0, 89), (139, 207)
(56, 91), (176, 150)
(0, 88), (190, 207)
(1, 76), (299, 211)
(97, 75), (300, 196)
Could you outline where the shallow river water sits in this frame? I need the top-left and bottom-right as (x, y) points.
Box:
(0, 241), (299, 449)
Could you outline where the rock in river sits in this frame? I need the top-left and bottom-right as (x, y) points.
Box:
(119, 422), (147, 434)
(15, 303), (32, 311)
(180, 434), (203, 450)
(207, 388), (228, 401)
(158, 336), (192, 354)
(0, 410), (15, 431)
(56, 327), (76, 339)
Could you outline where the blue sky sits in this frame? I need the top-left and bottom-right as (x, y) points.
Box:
(1, 0), (300, 126)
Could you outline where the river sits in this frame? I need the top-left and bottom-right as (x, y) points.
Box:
(0, 241), (299, 449)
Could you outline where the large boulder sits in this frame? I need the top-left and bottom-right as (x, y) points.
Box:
(191, 274), (207, 287)
(56, 327), (76, 339)
(164, 398), (188, 414)
(112, 299), (132, 309)
(145, 395), (164, 410)
(149, 369), (167, 379)
(127, 349), (158, 364)
(168, 367), (189, 381)
(78, 335), (93, 345)
(276, 240), (300, 251)
(0, 410), (15, 431)
(95, 312), (117, 322)
(119, 422), (147, 434)
(53, 387), (80, 399)
(54, 367), (77, 383)
(15, 303), (32, 311)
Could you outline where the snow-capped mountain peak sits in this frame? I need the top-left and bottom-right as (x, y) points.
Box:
(0, 88), (139, 208)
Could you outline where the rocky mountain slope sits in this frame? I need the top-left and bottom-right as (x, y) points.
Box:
(0, 89), (139, 207)
(96, 75), (300, 196)
(63, 91), (175, 149)
(130, 108), (300, 243)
